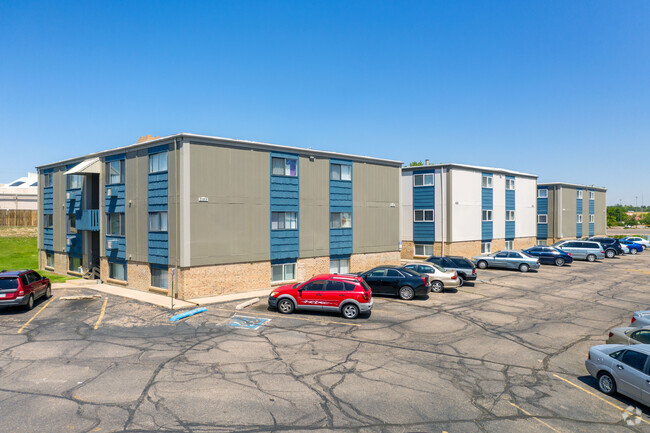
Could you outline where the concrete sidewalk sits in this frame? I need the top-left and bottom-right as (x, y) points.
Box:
(53, 281), (270, 310)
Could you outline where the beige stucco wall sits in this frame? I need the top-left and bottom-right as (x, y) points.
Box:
(299, 156), (329, 258)
(125, 149), (149, 263)
(594, 190), (607, 235)
(561, 187), (577, 238)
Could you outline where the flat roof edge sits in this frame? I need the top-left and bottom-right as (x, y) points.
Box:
(402, 163), (538, 178)
(538, 182), (607, 191)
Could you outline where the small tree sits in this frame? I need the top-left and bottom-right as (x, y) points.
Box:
(409, 161), (424, 167)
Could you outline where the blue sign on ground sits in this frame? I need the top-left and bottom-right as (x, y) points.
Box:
(224, 315), (270, 330)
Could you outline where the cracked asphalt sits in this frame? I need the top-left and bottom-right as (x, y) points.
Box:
(1, 253), (649, 432)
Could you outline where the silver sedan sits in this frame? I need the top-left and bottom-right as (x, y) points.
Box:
(606, 326), (650, 345)
(472, 250), (540, 272)
(585, 344), (650, 406)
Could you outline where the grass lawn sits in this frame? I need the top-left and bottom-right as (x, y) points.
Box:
(0, 236), (73, 283)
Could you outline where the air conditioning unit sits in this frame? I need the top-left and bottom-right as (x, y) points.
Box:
(107, 240), (115, 249)
(106, 188), (112, 197)
(66, 192), (70, 199)
(66, 238), (72, 246)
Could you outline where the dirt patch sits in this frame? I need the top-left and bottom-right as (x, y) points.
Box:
(0, 226), (38, 238)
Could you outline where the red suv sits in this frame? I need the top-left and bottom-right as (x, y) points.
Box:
(268, 274), (372, 319)
(0, 270), (51, 310)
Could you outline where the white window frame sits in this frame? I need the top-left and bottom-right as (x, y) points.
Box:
(481, 242), (491, 254)
(537, 189), (548, 198)
(106, 213), (125, 236)
(505, 210), (515, 221)
(504, 240), (514, 250)
(148, 211), (168, 232)
(106, 160), (125, 185)
(537, 214), (548, 224)
(330, 163), (351, 181)
(414, 209), (434, 222)
(413, 173), (434, 187)
(482, 210), (493, 221)
(271, 212), (298, 230)
(589, 191), (595, 200)
(589, 214), (595, 223)
(414, 244), (434, 257)
(330, 212), (352, 229)
(577, 214), (583, 223)
(151, 266), (168, 289)
(330, 258), (350, 274)
(43, 214), (53, 228)
(536, 239), (547, 246)
(505, 179), (515, 190)
(271, 263), (296, 282)
(272, 157), (298, 177)
(149, 152), (168, 173)
(577, 190), (583, 199)
(43, 173), (53, 187)
(481, 176), (493, 188)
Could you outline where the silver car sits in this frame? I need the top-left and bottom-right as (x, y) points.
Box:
(585, 344), (650, 405)
(403, 262), (460, 293)
(552, 240), (605, 262)
(472, 250), (540, 272)
(631, 310), (650, 327)
(607, 326), (650, 345)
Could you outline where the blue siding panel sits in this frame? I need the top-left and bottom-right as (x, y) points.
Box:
(147, 144), (169, 154)
(148, 172), (168, 212)
(505, 190), (515, 210)
(43, 187), (54, 213)
(66, 233), (83, 254)
(329, 159), (353, 256)
(106, 236), (126, 261)
(413, 186), (435, 209)
(589, 223), (595, 236)
(482, 221), (493, 241)
(148, 170), (168, 264)
(481, 188), (493, 210)
(105, 184), (126, 213)
(411, 169), (435, 243)
(105, 153), (126, 162)
(413, 222), (435, 243)
(537, 197), (548, 214)
(577, 190), (583, 237)
(66, 189), (83, 214)
(537, 224), (548, 239)
(43, 228), (54, 250)
(505, 221), (515, 239)
(589, 199), (595, 214)
(148, 232), (168, 265)
(270, 153), (300, 261)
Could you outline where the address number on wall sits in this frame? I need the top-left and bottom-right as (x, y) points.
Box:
(198, 197), (209, 202)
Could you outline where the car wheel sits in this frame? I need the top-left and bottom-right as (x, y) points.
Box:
(45, 285), (52, 299)
(519, 263), (530, 273)
(605, 249), (615, 258)
(477, 260), (488, 269)
(554, 258), (565, 267)
(341, 303), (359, 319)
(430, 281), (444, 293)
(597, 372), (617, 396)
(277, 298), (295, 314)
(630, 248), (638, 255)
(587, 254), (596, 262)
(457, 275), (464, 287)
(24, 294), (34, 311)
(398, 286), (415, 300)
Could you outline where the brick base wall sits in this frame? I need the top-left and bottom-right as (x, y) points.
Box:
(100, 257), (109, 282)
(127, 261), (151, 291)
(178, 261), (271, 299)
(297, 257), (330, 282)
(400, 241), (415, 259)
(444, 240), (482, 258)
(350, 251), (400, 272)
(513, 236), (536, 250)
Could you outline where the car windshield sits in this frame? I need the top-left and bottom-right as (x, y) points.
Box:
(0, 278), (19, 290)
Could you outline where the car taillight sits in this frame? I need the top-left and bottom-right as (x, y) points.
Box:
(361, 293), (368, 301)
(451, 275), (457, 280)
(608, 332), (614, 337)
(600, 251), (604, 254)
(423, 277), (427, 286)
(568, 253), (571, 256)
(632, 317), (636, 324)
(588, 351), (591, 360)
(472, 269), (476, 275)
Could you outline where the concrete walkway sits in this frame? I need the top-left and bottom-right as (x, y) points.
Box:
(53, 281), (270, 310)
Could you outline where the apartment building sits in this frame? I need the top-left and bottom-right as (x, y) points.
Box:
(400, 164), (538, 258)
(37, 133), (401, 299)
(536, 183), (607, 244)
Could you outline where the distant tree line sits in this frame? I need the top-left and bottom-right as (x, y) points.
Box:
(607, 205), (650, 226)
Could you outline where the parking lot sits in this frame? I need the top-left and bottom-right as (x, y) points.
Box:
(1, 253), (649, 433)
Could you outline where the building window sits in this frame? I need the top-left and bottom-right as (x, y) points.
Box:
(577, 214), (583, 223)
(577, 190), (583, 199)
(67, 214), (77, 234)
(149, 211), (168, 232)
(537, 214), (548, 224)
(589, 214), (595, 223)
(109, 262), (126, 281)
(481, 176), (492, 188)
(330, 212), (352, 228)
(505, 240), (514, 250)
(414, 244), (434, 256)
(505, 210), (515, 221)
(330, 258), (350, 274)
(66, 175), (83, 190)
(481, 242), (491, 254)
(589, 191), (595, 200)
(106, 213), (125, 236)
(43, 173), (53, 187)
(46, 252), (54, 268)
(536, 239), (547, 246)
(330, 164), (351, 181)
(271, 212), (298, 230)
(149, 151), (168, 173)
(505, 178), (515, 190)
(414, 209), (434, 222)
(43, 214), (53, 228)
(151, 266), (168, 289)
(68, 255), (82, 273)
(106, 160), (125, 185)
(271, 263), (296, 282)
(272, 157), (297, 177)
(537, 189), (548, 198)
(482, 210), (493, 221)
(414, 173), (434, 187)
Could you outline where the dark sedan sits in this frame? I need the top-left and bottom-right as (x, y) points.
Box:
(522, 246), (573, 266)
(358, 266), (430, 300)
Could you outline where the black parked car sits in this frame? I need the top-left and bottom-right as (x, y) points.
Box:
(522, 246), (574, 266)
(587, 237), (624, 258)
(358, 266), (430, 300)
(425, 256), (477, 286)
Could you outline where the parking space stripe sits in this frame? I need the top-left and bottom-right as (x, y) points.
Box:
(17, 296), (57, 334)
(208, 307), (362, 327)
(93, 297), (108, 330)
(506, 400), (563, 433)
(552, 373), (650, 426)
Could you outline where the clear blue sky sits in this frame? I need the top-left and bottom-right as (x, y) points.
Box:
(1, 1), (648, 205)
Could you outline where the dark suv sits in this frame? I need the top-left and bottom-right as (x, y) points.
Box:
(0, 270), (51, 310)
(588, 237), (624, 258)
(425, 256), (476, 286)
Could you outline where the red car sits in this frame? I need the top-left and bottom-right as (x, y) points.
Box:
(268, 274), (373, 319)
(0, 270), (51, 310)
